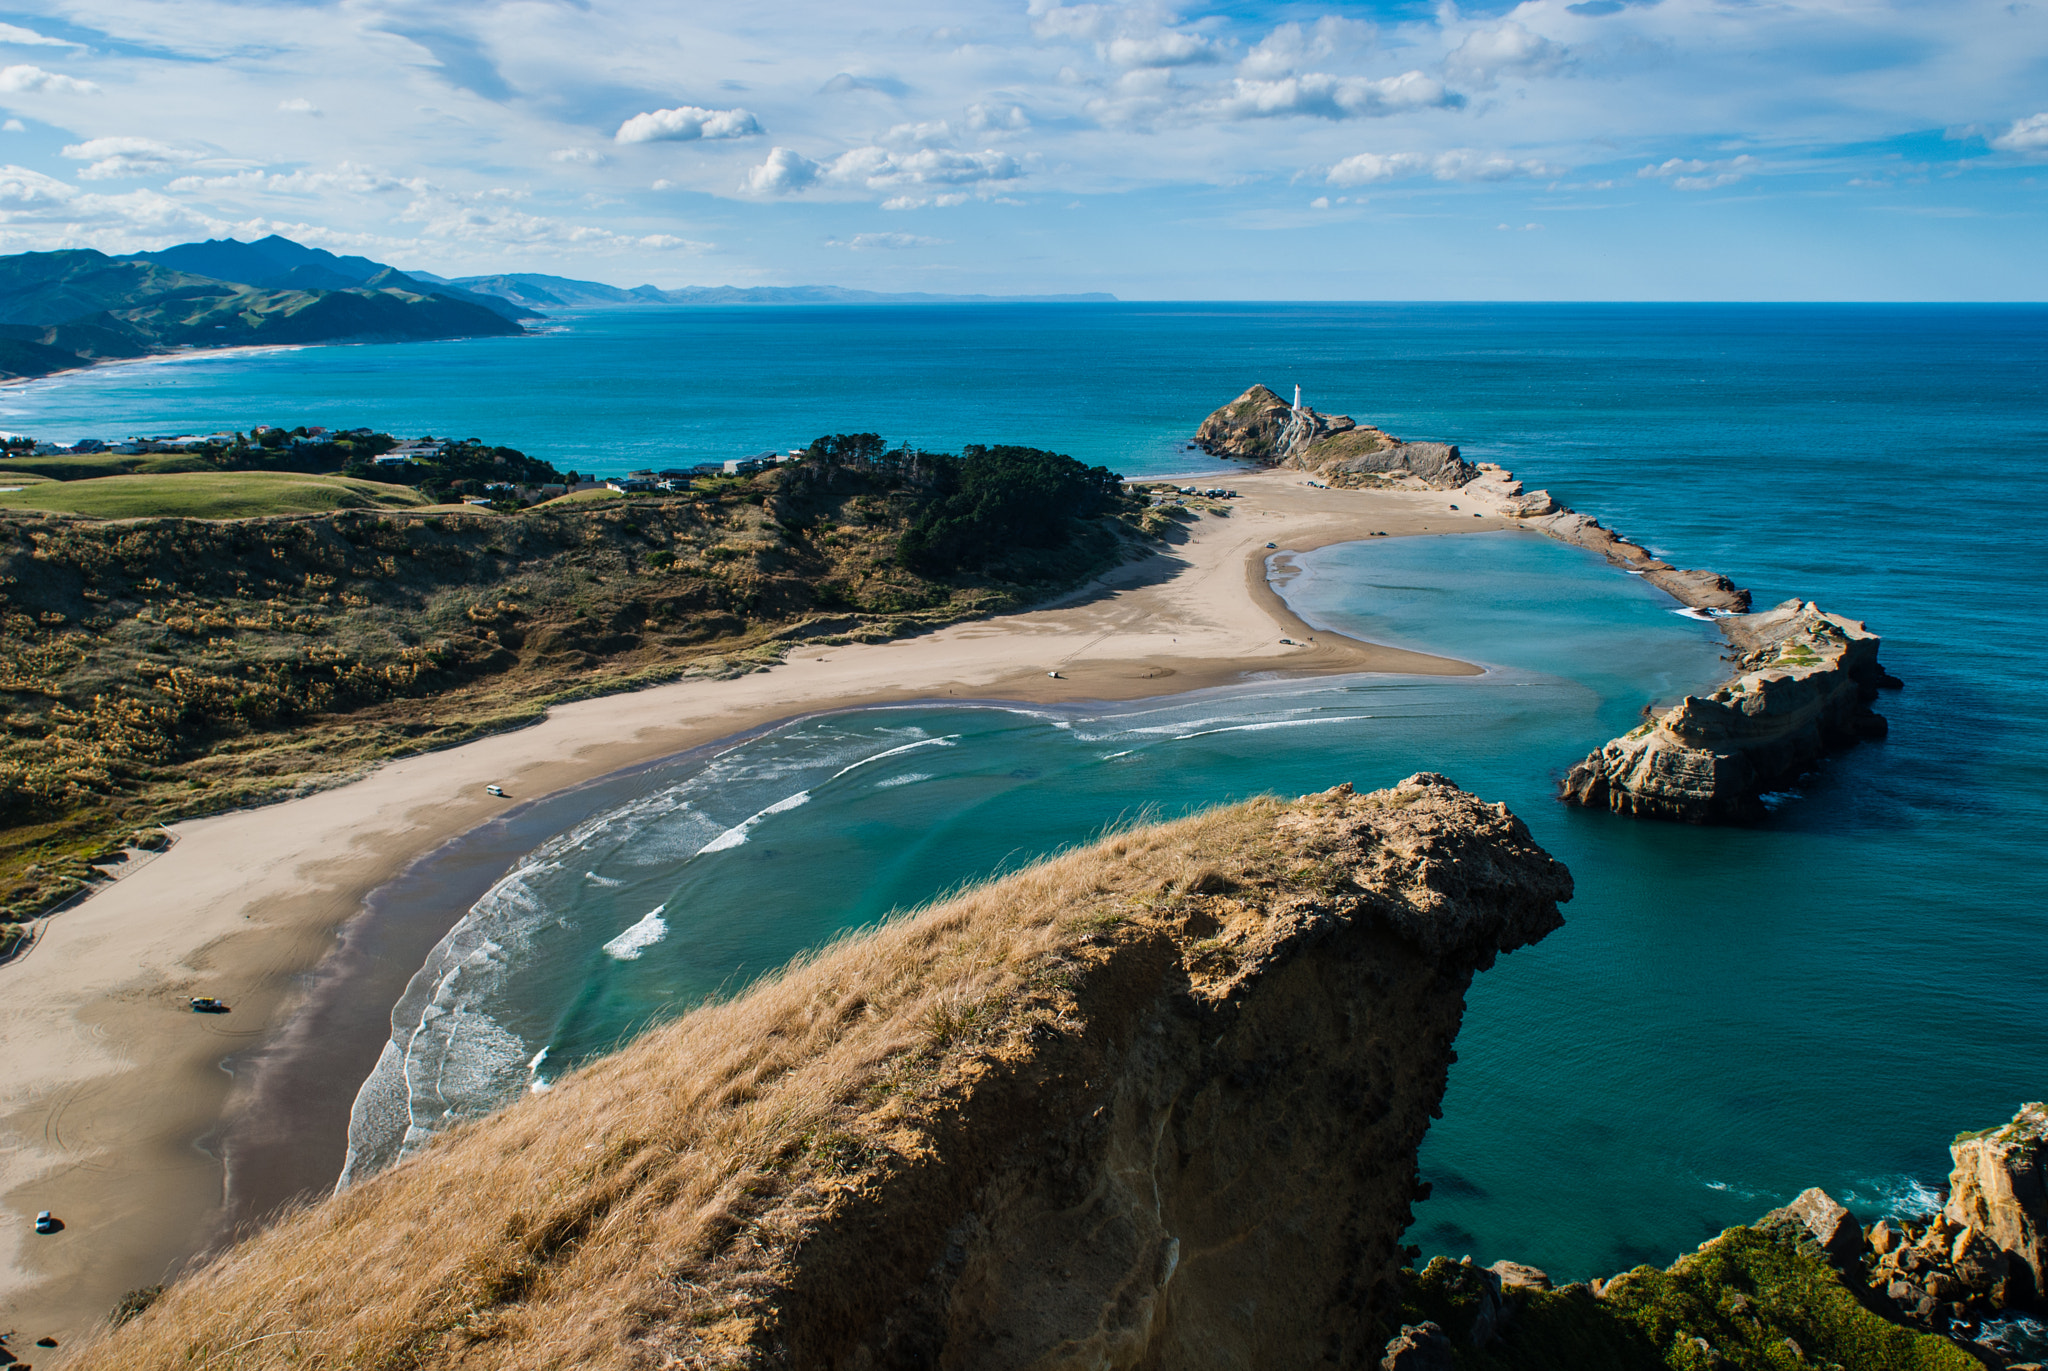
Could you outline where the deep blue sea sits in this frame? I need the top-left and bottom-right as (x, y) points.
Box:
(11, 304), (2045, 1282)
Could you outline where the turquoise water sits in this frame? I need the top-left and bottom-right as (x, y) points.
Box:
(16, 305), (2044, 1281)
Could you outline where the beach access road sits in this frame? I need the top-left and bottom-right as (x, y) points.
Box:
(0, 467), (1513, 1356)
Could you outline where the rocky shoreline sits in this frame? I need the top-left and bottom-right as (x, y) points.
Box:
(1380, 1101), (2048, 1370)
(1193, 385), (1901, 824)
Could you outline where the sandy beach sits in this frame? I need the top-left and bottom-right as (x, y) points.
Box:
(0, 467), (1515, 1352)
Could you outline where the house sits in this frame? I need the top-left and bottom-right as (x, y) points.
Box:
(606, 478), (655, 493)
(722, 451), (777, 476)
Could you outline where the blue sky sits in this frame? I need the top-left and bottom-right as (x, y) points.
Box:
(0, 0), (2040, 298)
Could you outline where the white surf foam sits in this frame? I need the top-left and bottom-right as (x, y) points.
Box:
(875, 772), (931, 788)
(700, 790), (812, 853)
(602, 905), (670, 960)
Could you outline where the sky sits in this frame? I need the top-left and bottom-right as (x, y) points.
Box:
(0, 0), (2040, 299)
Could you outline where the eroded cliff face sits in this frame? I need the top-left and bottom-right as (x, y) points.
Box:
(83, 775), (1571, 1371)
(1946, 1101), (2048, 1308)
(1561, 600), (1898, 823)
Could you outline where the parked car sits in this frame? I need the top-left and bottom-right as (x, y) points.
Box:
(189, 996), (228, 1013)
(33, 1210), (55, 1233)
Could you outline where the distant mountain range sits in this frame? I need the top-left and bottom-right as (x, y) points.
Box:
(0, 233), (1117, 383)
(412, 271), (1118, 309)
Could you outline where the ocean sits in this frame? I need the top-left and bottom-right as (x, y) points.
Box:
(11, 303), (2045, 1282)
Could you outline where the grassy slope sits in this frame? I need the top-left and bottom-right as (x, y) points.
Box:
(0, 464), (1146, 919)
(0, 471), (432, 519)
(0, 452), (219, 480)
(73, 799), (1281, 1368)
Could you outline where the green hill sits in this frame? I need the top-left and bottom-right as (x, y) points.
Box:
(0, 241), (526, 382)
(0, 470), (432, 519)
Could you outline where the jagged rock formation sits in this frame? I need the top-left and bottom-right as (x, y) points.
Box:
(1192, 386), (1477, 489)
(1561, 599), (1898, 823)
(1460, 462), (1750, 614)
(1946, 1102), (2048, 1307)
(80, 775), (1571, 1371)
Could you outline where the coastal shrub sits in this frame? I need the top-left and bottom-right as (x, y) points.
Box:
(898, 445), (1125, 575)
(1392, 1228), (1978, 1370)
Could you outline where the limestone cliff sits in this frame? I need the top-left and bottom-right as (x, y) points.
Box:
(81, 775), (1570, 1371)
(1561, 599), (1898, 823)
(1946, 1102), (2048, 1307)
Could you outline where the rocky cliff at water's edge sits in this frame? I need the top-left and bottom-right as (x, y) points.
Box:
(1193, 384), (1476, 488)
(81, 775), (1570, 1370)
(1562, 598), (1900, 823)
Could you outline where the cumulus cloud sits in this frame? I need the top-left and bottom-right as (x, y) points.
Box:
(1638, 153), (1758, 190)
(745, 144), (1022, 197)
(614, 105), (761, 144)
(841, 232), (947, 249)
(1104, 31), (1218, 68)
(61, 136), (227, 180)
(278, 98), (319, 115)
(1207, 70), (1460, 121)
(1239, 18), (1375, 80)
(964, 102), (1029, 135)
(0, 64), (95, 95)
(1, 119), (22, 133)
(1989, 113), (2048, 155)
(1446, 22), (1568, 87)
(743, 146), (820, 194)
(1328, 148), (1557, 186)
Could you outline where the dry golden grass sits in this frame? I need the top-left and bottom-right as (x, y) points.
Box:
(81, 797), (1298, 1371)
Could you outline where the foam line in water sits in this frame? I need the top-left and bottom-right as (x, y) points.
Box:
(603, 905), (670, 960)
(700, 789), (813, 853)
(1172, 715), (1372, 741)
(827, 733), (959, 781)
(875, 772), (930, 788)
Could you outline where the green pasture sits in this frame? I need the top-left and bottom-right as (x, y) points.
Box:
(0, 470), (432, 519)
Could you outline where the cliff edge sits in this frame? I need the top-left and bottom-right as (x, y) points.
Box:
(80, 774), (1570, 1370)
(1562, 598), (1900, 823)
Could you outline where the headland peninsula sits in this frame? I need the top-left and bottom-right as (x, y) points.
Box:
(2, 385), (1978, 1371)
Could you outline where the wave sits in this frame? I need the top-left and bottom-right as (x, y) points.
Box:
(584, 871), (624, 887)
(700, 789), (812, 853)
(602, 904), (670, 960)
(1840, 1174), (1945, 1218)
(875, 772), (931, 788)
(1171, 715), (1372, 741)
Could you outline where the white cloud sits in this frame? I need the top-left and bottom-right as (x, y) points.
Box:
(964, 103), (1029, 135)
(1240, 18), (1375, 80)
(61, 136), (223, 180)
(1989, 113), (2048, 155)
(278, 98), (319, 115)
(614, 105), (761, 144)
(1446, 22), (1568, 87)
(165, 164), (425, 195)
(0, 24), (80, 49)
(1, 119), (22, 133)
(884, 120), (953, 148)
(743, 146), (820, 194)
(843, 232), (946, 249)
(1207, 71), (1460, 121)
(1638, 154), (1758, 190)
(745, 144), (1022, 197)
(1328, 149), (1558, 186)
(550, 147), (606, 164)
(1104, 32), (1218, 69)
(0, 64), (95, 95)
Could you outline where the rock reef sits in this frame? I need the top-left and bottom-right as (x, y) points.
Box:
(1561, 598), (1900, 823)
(80, 775), (1570, 1371)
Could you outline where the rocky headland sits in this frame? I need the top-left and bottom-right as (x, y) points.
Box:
(1193, 386), (1903, 824)
(1561, 598), (1902, 823)
(71, 775), (1573, 1369)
